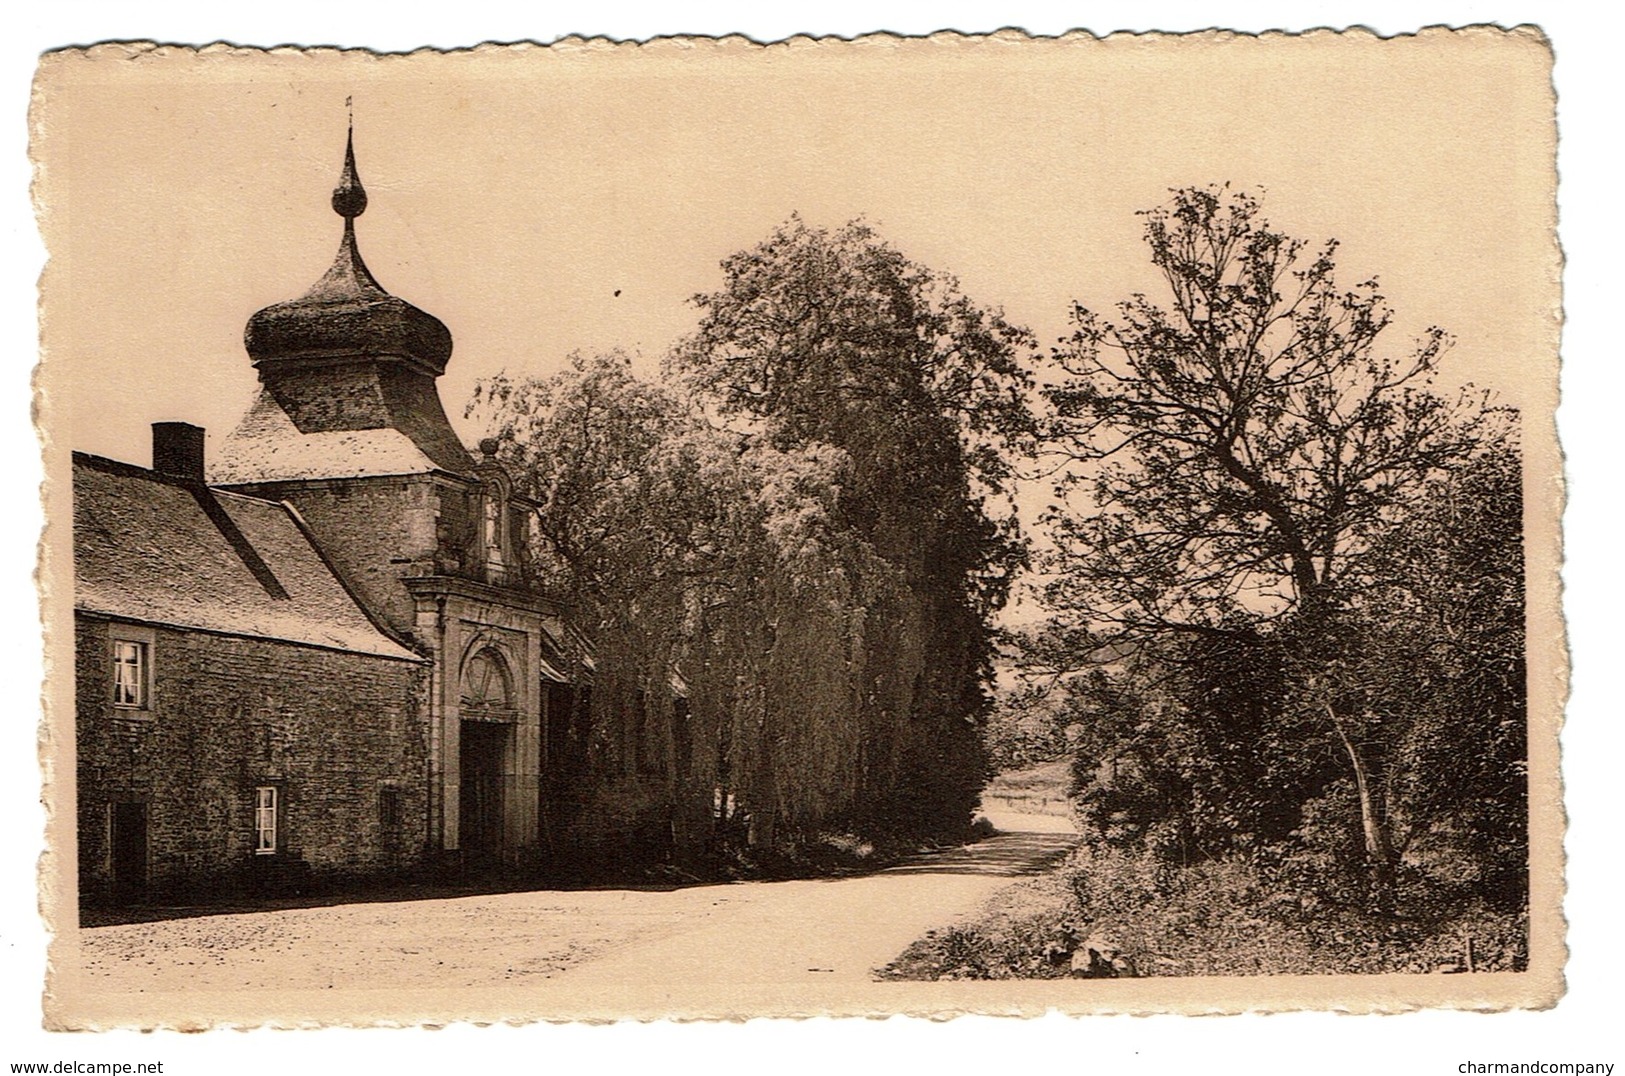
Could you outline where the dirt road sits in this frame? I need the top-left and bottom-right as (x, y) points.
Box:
(557, 812), (1077, 988)
(58, 809), (1076, 1024)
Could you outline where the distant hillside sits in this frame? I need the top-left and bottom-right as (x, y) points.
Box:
(981, 759), (1072, 818)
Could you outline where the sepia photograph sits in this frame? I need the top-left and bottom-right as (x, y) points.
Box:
(12, 5), (1604, 1064)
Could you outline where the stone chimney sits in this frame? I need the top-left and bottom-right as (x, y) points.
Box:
(152, 422), (205, 482)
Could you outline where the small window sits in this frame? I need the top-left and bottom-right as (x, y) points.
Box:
(112, 640), (146, 708)
(254, 786), (278, 855)
(483, 491), (503, 559)
(460, 648), (515, 722)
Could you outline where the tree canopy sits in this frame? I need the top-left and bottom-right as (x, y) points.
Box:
(462, 190), (1525, 940)
(1034, 186), (1523, 916)
(1043, 186), (1494, 638)
(671, 216), (1039, 836)
(469, 218), (1040, 863)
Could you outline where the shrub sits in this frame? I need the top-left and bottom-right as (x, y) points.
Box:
(881, 842), (1527, 980)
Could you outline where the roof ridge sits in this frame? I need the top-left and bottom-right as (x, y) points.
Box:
(73, 453), (423, 662)
(73, 450), (285, 506)
(208, 484), (292, 506)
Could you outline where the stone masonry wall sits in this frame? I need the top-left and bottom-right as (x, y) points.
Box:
(226, 475), (494, 640)
(76, 615), (430, 904)
(233, 477), (444, 638)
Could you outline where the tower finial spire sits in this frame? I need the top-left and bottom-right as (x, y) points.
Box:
(332, 101), (368, 220)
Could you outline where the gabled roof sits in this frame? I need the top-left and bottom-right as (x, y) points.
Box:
(73, 452), (423, 662)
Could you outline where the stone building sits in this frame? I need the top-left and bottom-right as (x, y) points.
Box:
(75, 130), (595, 904)
(74, 429), (430, 903)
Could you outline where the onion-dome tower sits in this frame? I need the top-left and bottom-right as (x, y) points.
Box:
(214, 124), (474, 483)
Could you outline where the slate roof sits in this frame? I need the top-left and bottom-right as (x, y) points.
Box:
(73, 452), (423, 661)
(216, 127), (474, 486)
(244, 229), (454, 378)
(210, 389), (454, 483)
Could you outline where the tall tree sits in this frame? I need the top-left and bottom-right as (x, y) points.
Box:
(670, 217), (1038, 836)
(469, 352), (895, 859)
(1041, 186), (1508, 909)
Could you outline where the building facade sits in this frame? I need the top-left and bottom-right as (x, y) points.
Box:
(75, 131), (596, 904)
(73, 438), (431, 903)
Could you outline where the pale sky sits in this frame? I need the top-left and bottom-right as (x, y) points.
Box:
(35, 32), (1556, 472)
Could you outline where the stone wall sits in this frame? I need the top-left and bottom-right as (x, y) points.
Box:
(225, 474), (534, 639)
(76, 614), (430, 905)
(234, 476), (443, 637)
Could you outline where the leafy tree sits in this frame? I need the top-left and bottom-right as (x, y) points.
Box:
(670, 217), (1038, 836)
(982, 683), (1073, 771)
(470, 353), (896, 859)
(1046, 630), (1337, 866)
(1041, 186), (1509, 910)
(1332, 442), (1527, 910)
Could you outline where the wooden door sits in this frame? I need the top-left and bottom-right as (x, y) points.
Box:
(109, 802), (147, 904)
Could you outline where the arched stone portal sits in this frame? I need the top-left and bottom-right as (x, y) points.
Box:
(458, 647), (516, 861)
(407, 586), (553, 868)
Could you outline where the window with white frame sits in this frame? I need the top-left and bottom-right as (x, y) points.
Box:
(111, 640), (147, 708)
(254, 786), (278, 855)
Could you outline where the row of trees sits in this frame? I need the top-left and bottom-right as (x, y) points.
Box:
(469, 186), (1526, 924)
(469, 219), (1035, 861)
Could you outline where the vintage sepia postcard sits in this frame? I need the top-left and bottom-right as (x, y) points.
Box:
(32, 27), (1563, 1029)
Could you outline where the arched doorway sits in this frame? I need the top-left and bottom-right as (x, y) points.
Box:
(459, 647), (515, 861)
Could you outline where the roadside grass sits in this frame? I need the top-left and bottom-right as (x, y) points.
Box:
(879, 842), (1528, 980)
(878, 869), (1076, 980)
